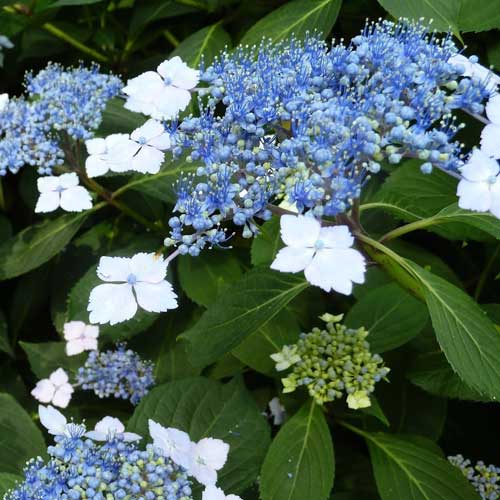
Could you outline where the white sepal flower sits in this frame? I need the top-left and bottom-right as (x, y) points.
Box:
(63, 321), (99, 356)
(148, 420), (192, 469)
(449, 54), (500, 93)
(35, 173), (92, 213)
(39, 405), (70, 436)
(31, 368), (74, 408)
(480, 94), (500, 159)
(457, 149), (500, 217)
(85, 134), (137, 177)
(123, 56), (199, 119)
(85, 416), (141, 442)
(88, 252), (178, 325)
(271, 215), (366, 295)
(0, 35), (13, 49)
(268, 397), (286, 426)
(346, 390), (371, 410)
(188, 437), (230, 486)
(202, 485), (242, 500)
(270, 345), (300, 371)
(129, 119), (171, 174)
(0, 93), (8, 112)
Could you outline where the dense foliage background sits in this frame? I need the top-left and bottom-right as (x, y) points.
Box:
(1, 1), (500, 499)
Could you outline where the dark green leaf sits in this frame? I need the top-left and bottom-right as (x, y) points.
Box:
(50, 0), (105, 5)
(0, 473), (22, 498)
(181, 268), (309, 368)
(0, 311), (13, 357)
(241, 0), (342, 46)
(251, 216), (281, 267)
(97, 98), (145, 136)
(260, 400), (335, 500)
(128, 377), (271, 494)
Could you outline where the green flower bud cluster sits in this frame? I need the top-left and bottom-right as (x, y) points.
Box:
(271, 314), (389, 408)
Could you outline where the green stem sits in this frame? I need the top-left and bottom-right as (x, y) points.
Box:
(42, 23), (109, 63)
(174, 0), (209, 9)
(163, 30), (180, 48)
(379, 218), (439, 243)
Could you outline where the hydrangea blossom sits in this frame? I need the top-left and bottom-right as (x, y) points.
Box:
(34, 173), (92, 213)
(85, 416), (141, 442)
(271, 215), (366, 295)
(31, 368), (74, 408)
(123, 56), (200, 119)
(63, 320), (99, 356)
(88, 252), (178, 325)
(76, 343), (155, 404)
(188, 437), (230, 486)
(202, 485), (242, 500)
(456, 149), (500, 217)
(149, 419), (193, 469)
(480, 94), (500, 159)
(268, 397), (286, 425)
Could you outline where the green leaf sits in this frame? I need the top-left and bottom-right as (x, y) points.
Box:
(241, 0), (342, 46)
(260, 400), (335, 500)
(128, 377), (271, 494)
(0, 310), (13, 357)
(0, 211), (90, 281)
(120, 158), (197, 204)
(97, 97), (145, 136)
(407, 351), (489, 402)
(0, 393), (46, 475)
(232, 309), (301, 375)
(171, 23), (231, 68)
(178, 250), (243, 307)
(251, 216), (281, 267)
(355, 428), (478, 499)
(20, 341), (85, 379)
(0, 473), (22, 498)
(50, 0), (105, 5)
(181, 268), (309, 368)
(345, 283), (428, 353)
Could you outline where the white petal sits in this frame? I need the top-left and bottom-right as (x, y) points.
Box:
(318, 225), (353, 249)
(39, 405), (67, 436)
(85, 138), (106, 156)
(131, 119), (165, 143)
(85, 154), (109, 177)
(131, 145), (164, 174)
(457, 180), (492, 212)
(190, 461), (218, 486)
(96, 256), (132, 282)
(60, 186), (92, 212)
(0, 94), (8, 112)
(58, 173), (79, 189)
(202, 485), (238, 500)
(123, 71), (164, 99)
(149, 420), (192, 469)
(37, 176), (61, 193)
(88, 283), (138, 325)
(93, 416), (125, 438)
(148, 132), (171, 151)
(31, 379), (55, 403)
(130, 252), (167, 283)
(155, 86), (192, 119)
(461, 149), (499, 181)
(490, 182), (500, 219)
(480, 124), (500, 160)
(486, 94), (500, 124)
(194, 437), (229, 471)
(52, 385), (73, 408)
(81, 337), (98, 351)
(157, 57), (200, 90)
(66, 339), (85, 356)
(84, 430), (107, 441)
(49, 368), (69, 386)
(64, 321), (86, 341)
(270, 246), (314, 273)
(35, 192), (60, 213)
(122, 432), (142, 442)
(280, 214), (320, 248)
(124, 97), (159, 118)
(84, 324), (99, 339)
(105, 133), (132, 149)
(134, 281), (178, 313)
(106, 139), (139, 173)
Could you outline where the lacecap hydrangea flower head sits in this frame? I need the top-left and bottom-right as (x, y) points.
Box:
(271, 313), (389, 408)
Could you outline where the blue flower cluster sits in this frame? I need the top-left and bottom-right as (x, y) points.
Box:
(164, 19), (489, 255)
(5, 425), (192, 500)
(76, 343), (155, 405)
(449, 455), (500, 499)
(0, 63), (121, 176)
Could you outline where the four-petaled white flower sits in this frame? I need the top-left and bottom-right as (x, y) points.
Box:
(449, 54), (500, 93)
(123, 56), (199, 119)
(268, 397), (286, 426)
(481, 94), (500, 159)
(85, 133), (138, 178)
(202, 485), (242, 500)
(149, 420), (192, 469)
(129, 119), (171, 174)
(457, 149), (500, 217)
(31, 368), (74, 408)
(346, 390), (371, 410)
(39, 405), (72, 436)
(85, 416), (141, 442)
(88, 252), (178, 325)
(63, 321), (99, 356)
(0, 93), (8, 112)
(35, 173), (92, 213)
(271, 215), (366, 295)
(188, 437), (230, 486)
(270, 345), (300, 371)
